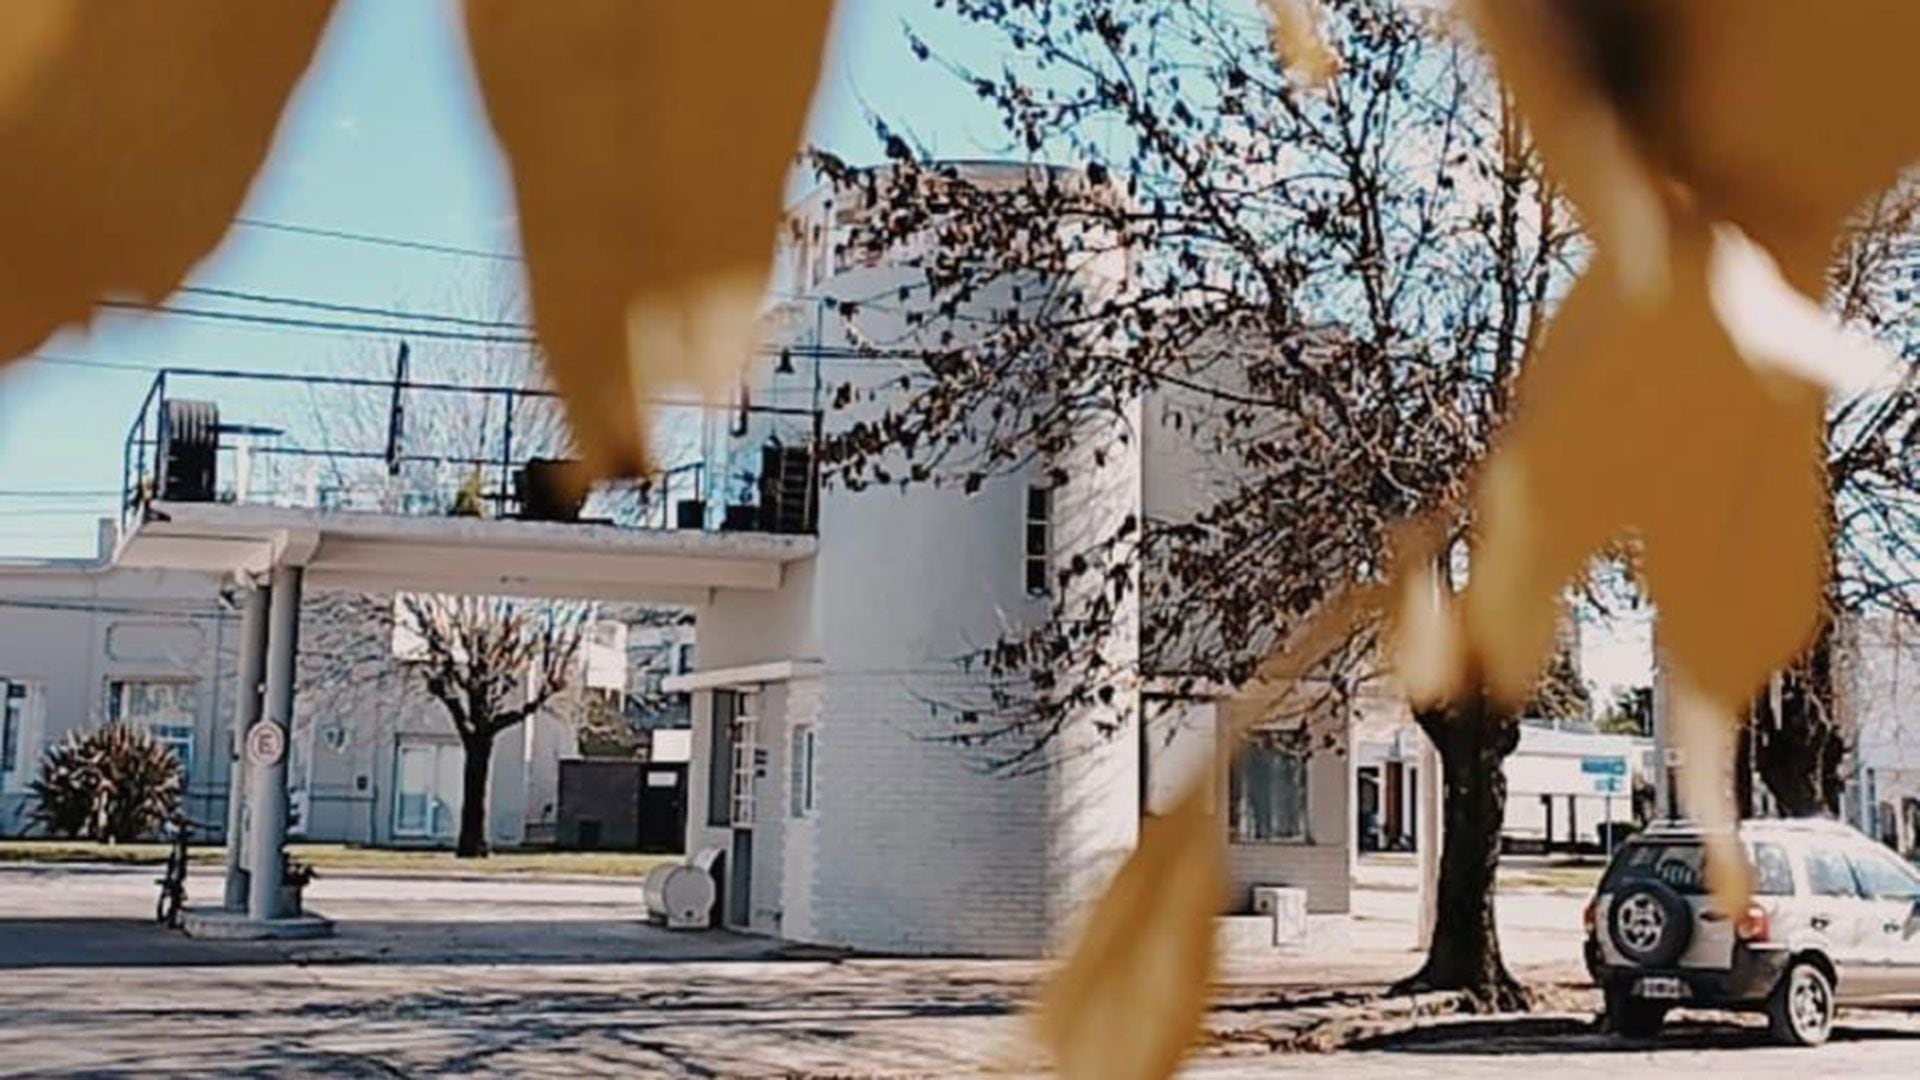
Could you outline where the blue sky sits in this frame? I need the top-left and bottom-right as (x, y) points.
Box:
(0, 1), (1655, 693)
(0, 0), (1001, 559)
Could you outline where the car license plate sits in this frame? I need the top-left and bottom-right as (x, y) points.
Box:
(1634, 975), (1689, 1001)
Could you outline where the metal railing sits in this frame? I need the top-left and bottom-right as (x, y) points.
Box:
(121, 366), (822, 537)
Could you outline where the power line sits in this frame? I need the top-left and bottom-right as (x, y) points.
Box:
(176, 285), (534, 332)
(18, 353), (165, 373)
(94, 300), (540, 346)
(0, 489), (119, 498)
(231, 216), (522, 263)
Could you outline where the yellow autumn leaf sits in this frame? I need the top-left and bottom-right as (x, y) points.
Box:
(1040, 588), (1376, 1079)
(1465, 1), (1920, 300)
(1261, 0), (1338, 90)
(1459, 0), (1667, 302)
(0, 1), (335, 361)
(1658, 2), (1920, 295)
(1466, 223), (1830, 711)
(463, 0), (834, 480)
(1035, 786), (1225, 1080)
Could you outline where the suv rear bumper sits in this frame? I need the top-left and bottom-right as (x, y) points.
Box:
(1587, 938), (1791, 1006)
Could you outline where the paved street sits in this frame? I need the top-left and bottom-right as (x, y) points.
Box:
(2, 860), (1918, 1076)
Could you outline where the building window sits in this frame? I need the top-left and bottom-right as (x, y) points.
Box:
(1025, 485), (1052, 597)
(790, 724), (816, 818)
(708, 690), (741, 827)
(730, 711), (758, 826)
(107, 679), (197, 782)
(1230, 732), (1310, 843)
(0, 681), (24, 776)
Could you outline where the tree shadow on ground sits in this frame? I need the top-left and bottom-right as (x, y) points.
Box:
(1348, 1012), (1920, 1055)
(0, 963), (1033, 1075)
(0, 916), (788, 969)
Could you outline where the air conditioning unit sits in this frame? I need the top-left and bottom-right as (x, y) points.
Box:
(158, 399), (220, 502)
(1251, 885), (1308, 946)
(643, 862), (717, 930)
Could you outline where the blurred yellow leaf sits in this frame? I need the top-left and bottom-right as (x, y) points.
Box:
(1466, 1), (1920, 300)
(1261, 0), (1338, 90)
(1036, 786), (1225, 1080)
(1464, 220), (1829, 709)
(1659, 2), (1920, 294)
(1461, 0), (1668, 303)
(464, 0), (833, 479)
(1669, 674), (1755, 915)
(1042, 588), (1375, 1079)
(0, 1), (335, 360)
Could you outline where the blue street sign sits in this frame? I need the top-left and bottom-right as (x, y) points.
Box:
(1581, 756), (1628, 777)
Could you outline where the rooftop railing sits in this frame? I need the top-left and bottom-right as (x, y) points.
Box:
(121, 366), (821, 538)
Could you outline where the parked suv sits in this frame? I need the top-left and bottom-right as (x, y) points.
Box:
(1585, 817), (1920, 1046)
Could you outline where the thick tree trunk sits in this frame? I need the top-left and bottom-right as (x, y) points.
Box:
(457, 733), (493, 858)
(1392, 700), (1531, 1011)
(1753, 631), (1845, 818)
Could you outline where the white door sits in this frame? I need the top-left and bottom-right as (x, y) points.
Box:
(1843, 843), (1920, 1002)
(394, 742), (463, 842)
(1799, 843), (1874, 999)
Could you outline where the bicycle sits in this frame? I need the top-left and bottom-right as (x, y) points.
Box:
(154, 815), (196, 927)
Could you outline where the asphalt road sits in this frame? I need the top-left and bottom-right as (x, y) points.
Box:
(6, 861), (1920, 1076)
(1193, 1011), (1920, 1078)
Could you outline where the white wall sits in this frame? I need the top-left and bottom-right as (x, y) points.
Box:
(0, 560), (236, 836)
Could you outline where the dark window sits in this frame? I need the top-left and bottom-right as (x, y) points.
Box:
(1024, 485), (1051, 597)
(1848, 847), (1920, 900)
(1229, 732), (1308, 842)
(1804, 846), (1860, 898)
(1604, 841), (1708, 895)
(1752, 842), (1795, 896)
(0, 682), (22, 774)
(707, 690), (741, 827)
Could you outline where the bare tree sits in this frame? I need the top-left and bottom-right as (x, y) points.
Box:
(1747, 180), (1920, 817)
(396, 593), (588, 857)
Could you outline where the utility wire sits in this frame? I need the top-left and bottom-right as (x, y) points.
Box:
(231, 216), (522, 263)
(18, 353), (165, 373)
(0, 489), (119, 498)
(94, 300), (539, 346)
(176, 285), (534, 332)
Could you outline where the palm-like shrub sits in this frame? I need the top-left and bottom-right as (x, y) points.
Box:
(30, 724), (181, 842)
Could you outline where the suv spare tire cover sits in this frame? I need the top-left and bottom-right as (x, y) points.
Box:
(1608, 879), (1693, 968)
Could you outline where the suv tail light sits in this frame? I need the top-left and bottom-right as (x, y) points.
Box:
(1582, 898), (1597, 937)
(1735, 903), (1770, 943)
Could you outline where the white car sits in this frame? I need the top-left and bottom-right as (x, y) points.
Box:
(1584, 817), (1920, 1046)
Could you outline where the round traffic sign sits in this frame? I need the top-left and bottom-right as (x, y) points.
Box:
(245, 721), (286, 767)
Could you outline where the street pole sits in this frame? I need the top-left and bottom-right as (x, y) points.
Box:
(246, 565), (301, 921)
(1416, 731), (1442, 950)
(223, 581), (270, 911)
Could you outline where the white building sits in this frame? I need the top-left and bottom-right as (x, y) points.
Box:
(668, 165), (1354, 956)
(0, 527), (238, 835)
(1841, 613), (1920, 851)
(1356, 714), (1648, 854)
(0, 525), (615, 848)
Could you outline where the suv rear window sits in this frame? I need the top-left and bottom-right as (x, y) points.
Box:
(1605, 841), (1709, 895)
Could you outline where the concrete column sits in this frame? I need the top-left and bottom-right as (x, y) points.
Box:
(246, 565), (302, 920)
(223, 582), (270, 911)
(1415, 731), (1443, 950)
